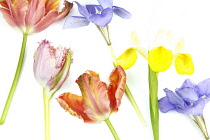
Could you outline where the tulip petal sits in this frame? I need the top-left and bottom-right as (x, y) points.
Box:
(76, 72), (111, 122)
(89, 8), (113, 27)
(45, 0), (59, 13)
(148, 46), (173, 72)
(112, 6), (131, 19)
(8, 0), (28, 26)
(0, 7), (19, 29)
(63, 16), (90, 28)
(25, 0), (45, 28)
(33, 1), (72, 33)
(175, 53), (194, 75)
(97, 0), (113, 9)
(57, 92), (95, 123)
(49, 50), (72, 95)
(108, 66), (126, 113)
(116, 48), (137, 70)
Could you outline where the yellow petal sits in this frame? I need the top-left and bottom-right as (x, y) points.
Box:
(130, 31), (140, 47)
(175, 53), (194, 75)
(148, 46), (173, 72)
(175, 39), (185, 52)
(116, 48), (137, 70)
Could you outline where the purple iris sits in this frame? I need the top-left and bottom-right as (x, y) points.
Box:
(64, 0), (131, 28)
(159, 79), (210, 116)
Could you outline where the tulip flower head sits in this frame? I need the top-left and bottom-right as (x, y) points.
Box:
(0, 0), (73, 34)
(33, 40), (72, 97)
(63, 0), (131, 28)
(57, 66), (126, 123)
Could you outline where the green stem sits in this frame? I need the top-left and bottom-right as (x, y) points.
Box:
(43, 88), (51, 140)
(148, 65), (159, 140)
(96, 25), (146, 125)
(125, 85), (147, 126)
(0, 33), (28, 125)
(104, 118), (120, 140)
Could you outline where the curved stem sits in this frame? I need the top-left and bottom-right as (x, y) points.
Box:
(0, 33), (28, 125)
(104, 118), (120, 140)
(96, 25), (146, 126)
(125, 85), (147, 126)
(43, 88), (51, 140)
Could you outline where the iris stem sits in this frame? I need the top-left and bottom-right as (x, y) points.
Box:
(148, 65), (159, 140)
(104, 118), (120, 140)
(43, 88), (51, 140)
(0, 33), (28, 125)
(97, 25), (146, 126)
(191, 115), (209, 140)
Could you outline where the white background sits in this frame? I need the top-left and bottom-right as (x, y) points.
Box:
(1, 0), (210, 139)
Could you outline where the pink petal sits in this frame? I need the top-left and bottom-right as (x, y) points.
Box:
(0, 7), (19, 29)
(57, 92), (95, 123)
(76, 72), (111, 122)
(33, 1), (73, 33)
(6, 0), (28, 29)
(108, 66), (126, 113)
(25, 0), (45, 28)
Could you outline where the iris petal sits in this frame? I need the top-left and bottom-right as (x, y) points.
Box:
(116, 48), (137, 70)
(175, 87), (199, 105)
(177, 98), (205, 116)
(148, 46), (173, 72)
(74, 1), (90, 18)
(164, 88), (186, 109)
(175, 53), (194, 75)
(97, 0), (113, 9)
(63, 16), (90, 28)
(112, 6), (131, 19)
(195, 78), (210, 96)
(86, 5), (103, 14)
(90, 8), (113, 27)
(158, 96), (176, 113)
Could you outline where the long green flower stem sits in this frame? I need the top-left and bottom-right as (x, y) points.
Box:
(0, 33), (28, 125)
(97, 25), (146, 126)
(148, 66), (159, 140)
(104, 118), (120, 140)
(43, 88), (51, 140)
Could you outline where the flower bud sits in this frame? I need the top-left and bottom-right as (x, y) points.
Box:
(33, 40), (72, 96)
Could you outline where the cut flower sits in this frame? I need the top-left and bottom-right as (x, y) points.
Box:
(57, 66), (126, 123)
(64, 0), (131, 28)
(159, 78), (210, 116)
(33, 40), (72, 97)
(0, 0), (73, 34)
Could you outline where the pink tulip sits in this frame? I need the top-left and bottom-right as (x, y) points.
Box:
(0, 0), (73, 34)
(34, 40), (72, 96)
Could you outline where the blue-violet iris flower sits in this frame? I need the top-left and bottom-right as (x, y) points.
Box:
(159, 78), (210, 116)
(64, 0), (131, 28)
